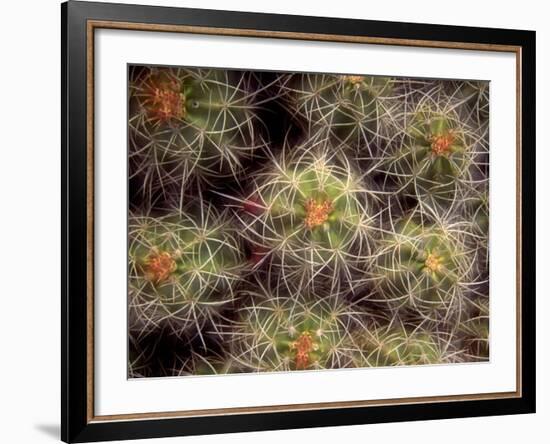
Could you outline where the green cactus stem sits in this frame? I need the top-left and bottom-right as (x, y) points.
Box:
(384, 108), (473, 211)
(458, 297), (489, 360)
(128, 206), (246, 338)
(373, 214), (470, 318)
(129, 66), (265, 195)
(281, 73), (392, 153)
(353, 326), (454, 367)
(231, 288), (355, 372)
(448, 80), (490, 124)
(235, 140), (375, 293)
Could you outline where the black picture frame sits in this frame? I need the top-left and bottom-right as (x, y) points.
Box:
(62, 1), (536, 442)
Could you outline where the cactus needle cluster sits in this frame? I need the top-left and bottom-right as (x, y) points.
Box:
(128, 66), (489, 377)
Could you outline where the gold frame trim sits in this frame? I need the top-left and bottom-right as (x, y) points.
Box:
(86, 19), (523, 423)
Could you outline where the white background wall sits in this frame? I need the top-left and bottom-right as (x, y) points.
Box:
(0, 0), (546, 443)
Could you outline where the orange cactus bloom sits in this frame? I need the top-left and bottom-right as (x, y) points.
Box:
(291, 331), (315, 370)
(429, 131), (455, 156)
(144, 76), (185, 122)
(145, 250), (177, 283)
(424, 252), (443, 273)
(304, 199), (333, 229)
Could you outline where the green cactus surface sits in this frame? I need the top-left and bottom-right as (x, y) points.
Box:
(235, 140), (374, 293)
(281, 73), (393, 154)
(128, 206), (246, 338)
(354, 326), (454, 367)
(458, 297), (489, 359)
(373, 214), (470, 317)
(231, 286), (355, 372)
(382, 108), (477, 213)
(129, 66), (264, 196)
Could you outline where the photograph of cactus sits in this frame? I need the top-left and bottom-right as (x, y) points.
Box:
(128, 64), (489, 378)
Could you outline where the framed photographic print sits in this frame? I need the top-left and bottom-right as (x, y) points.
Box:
(61, 1), (536, 442)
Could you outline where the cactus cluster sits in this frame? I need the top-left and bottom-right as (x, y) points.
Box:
(128, 66), (489, 377)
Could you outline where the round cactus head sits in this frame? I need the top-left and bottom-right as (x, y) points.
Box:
(129, 66), (264, 194)
(281, 73), (392, 154)
(236, 139), (374, 293)
(384, 107), (473, 212)
(449, 80), (490, 124)
(170, 350), (243, 376)
(128, 206), (246, 338)
(458, 297), (489, 360)
(354, 326), (452, 367)
(231, 288), (355, 372)
(373, 213), (470, 318)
